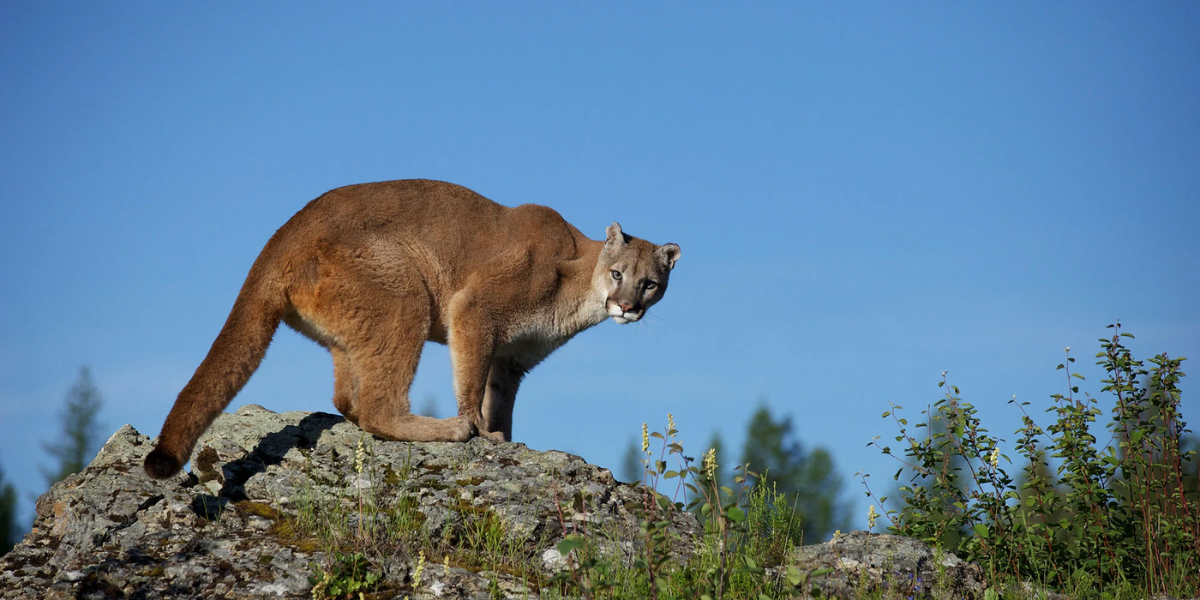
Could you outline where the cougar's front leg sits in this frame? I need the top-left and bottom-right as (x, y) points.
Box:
(447, 291), (504, 442)
(482, 358), (527, 442)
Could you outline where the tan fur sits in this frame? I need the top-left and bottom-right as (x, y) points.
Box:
(143, 179), (681, 479)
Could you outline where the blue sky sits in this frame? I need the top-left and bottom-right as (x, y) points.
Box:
(2, 3), (1197, 536)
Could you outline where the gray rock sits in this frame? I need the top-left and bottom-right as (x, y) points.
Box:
(0, 406), (699, 599)
(0, 406), (1068, 599)
(786, 531), (984, 599)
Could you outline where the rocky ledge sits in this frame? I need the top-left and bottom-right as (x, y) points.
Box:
(2, 405), (1036, 599)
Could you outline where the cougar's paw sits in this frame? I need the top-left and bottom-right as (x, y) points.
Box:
(479, 429), (507, 444)
(447, 416), (476, 442)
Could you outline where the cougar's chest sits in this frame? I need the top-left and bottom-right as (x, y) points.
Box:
(497, 313), (568, 366)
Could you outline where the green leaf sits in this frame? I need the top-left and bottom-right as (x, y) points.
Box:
(557, 537), (585, 555)
(787, 566), (806, 586)
(972, 524), (990, 538)
(727, 506), (746, 523)
(811, 567), (834, 577)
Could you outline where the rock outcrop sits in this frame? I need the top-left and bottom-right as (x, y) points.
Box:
(0, 405), (1035, 599)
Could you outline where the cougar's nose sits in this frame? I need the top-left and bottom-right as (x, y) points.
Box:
(618, 302), (635, 313)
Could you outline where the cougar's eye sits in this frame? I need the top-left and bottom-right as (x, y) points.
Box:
(611, 270), (622, 281)
(644, 281), (658, 291)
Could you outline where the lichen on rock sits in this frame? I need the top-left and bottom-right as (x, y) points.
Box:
(0, 405), (1064, 599)
(0, 405), (699, 599)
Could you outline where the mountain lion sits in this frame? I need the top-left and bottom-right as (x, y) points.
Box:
(143, 179), (681, 479)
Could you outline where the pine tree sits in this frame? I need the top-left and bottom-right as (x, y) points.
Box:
(0, 455), (18, 555)
(1183, 435), (1200, 506)
(740, 404), (852, 543)
(620, 437), (643, 484)
(42, 366), (104, 485)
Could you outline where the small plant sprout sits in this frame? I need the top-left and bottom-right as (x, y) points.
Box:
(353, 435), (371, 541)
(868, 504), (879, 530)
(412, 549), (425, 591)
(308, 553), (380, 600)
(641, 422), (650, 456)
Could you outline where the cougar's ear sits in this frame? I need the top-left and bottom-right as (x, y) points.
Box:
(655, 243), (681, 270)
(605, 222), (627, 246)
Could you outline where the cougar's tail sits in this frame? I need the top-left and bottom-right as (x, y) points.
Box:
(144, 263), (287, 479)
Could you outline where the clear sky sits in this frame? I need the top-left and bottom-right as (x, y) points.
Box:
(2, 3), (1198, 536)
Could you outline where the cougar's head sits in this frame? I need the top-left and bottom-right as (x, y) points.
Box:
(595, 222), (681, 324)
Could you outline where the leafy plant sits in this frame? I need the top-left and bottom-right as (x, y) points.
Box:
(865, 322), (1198, 599)
(309, 552), (381, 599)
(546, 416), (812, 600)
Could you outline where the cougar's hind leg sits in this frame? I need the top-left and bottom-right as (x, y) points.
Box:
(325, 271), (474, 443)
(350, 330), (476, 443)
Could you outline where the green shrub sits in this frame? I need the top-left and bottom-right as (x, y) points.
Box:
(866, 322), (1198, 599)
